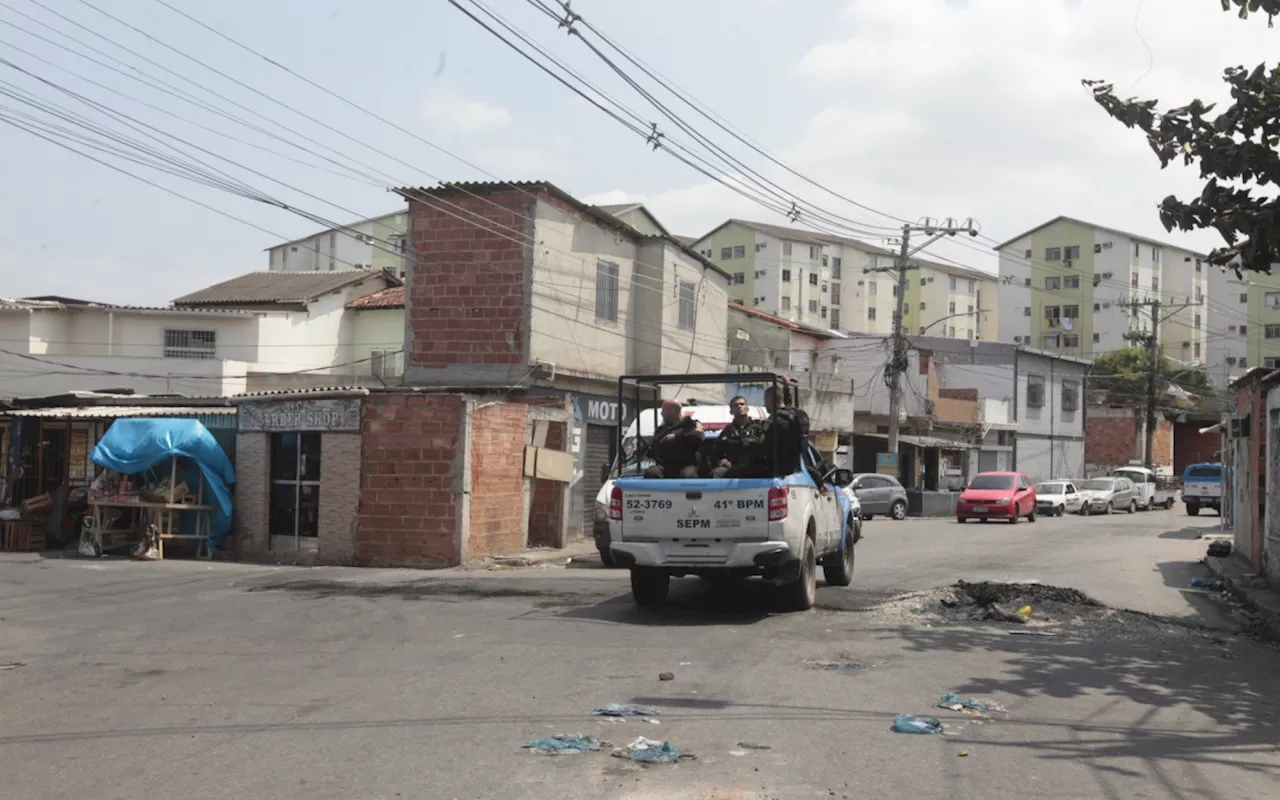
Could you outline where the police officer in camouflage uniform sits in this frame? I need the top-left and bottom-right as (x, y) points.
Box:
(643, 399), (705, 479)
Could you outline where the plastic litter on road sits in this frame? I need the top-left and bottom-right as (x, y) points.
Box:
(804, 659), (866, 671)
(658, 672), (675, 681)
(612, 736), (692, 764)
(1191, 577), (1224, 589)
(892, 714), (943, 734)
(593, 703), (660, 718)
(934, 693), (1008, 715)
(524, 734), (601, 755)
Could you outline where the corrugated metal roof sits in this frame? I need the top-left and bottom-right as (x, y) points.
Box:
(173, 270), (399, 307)
(4, 406), (237, 418)
(232, 386), (371, 400)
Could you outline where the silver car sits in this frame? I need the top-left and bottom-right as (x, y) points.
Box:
(1078, 477), (1141, 515)
(849, 473), (909, 520)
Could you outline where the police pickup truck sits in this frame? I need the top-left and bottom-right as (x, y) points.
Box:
(606, 373), (859, 611)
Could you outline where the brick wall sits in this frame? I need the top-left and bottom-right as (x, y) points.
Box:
(468, 403), (530, 559)
(1174, 422), (1219, 474)
(233, 432), (269, 556)
(407, 191), (531, 370)
(1152, 420), (1173, 468)
(357, 393), (464, 567)
(528, 421), (566, 548)
(1086, 415), (1137, 468)
(318, 433), (361, 566)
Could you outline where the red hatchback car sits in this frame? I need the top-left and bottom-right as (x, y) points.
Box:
(956, 472), (1037, 524)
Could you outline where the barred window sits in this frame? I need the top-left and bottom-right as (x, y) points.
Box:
(678, 281), (697, 330)
(164, 330), (216, 359)
(595, 260), (619, 322)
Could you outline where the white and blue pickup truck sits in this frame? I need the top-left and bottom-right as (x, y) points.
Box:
(605, 373), (860, 611)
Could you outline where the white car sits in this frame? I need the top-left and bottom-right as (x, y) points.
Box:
(1034, 481), (1085, 516)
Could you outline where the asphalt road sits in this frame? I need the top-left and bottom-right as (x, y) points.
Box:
(1, 508), (1276, 799)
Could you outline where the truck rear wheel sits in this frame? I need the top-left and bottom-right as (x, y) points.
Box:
(630, 567), (669, 607)
(822, 518), (856, 588)
(1187, 502), (1200, 516)
(782, 538), (817, 611)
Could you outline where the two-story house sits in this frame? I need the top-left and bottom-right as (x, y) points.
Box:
(396, 181), (731, 535)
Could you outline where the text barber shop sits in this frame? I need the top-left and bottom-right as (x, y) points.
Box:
(231, 390), (364, 565)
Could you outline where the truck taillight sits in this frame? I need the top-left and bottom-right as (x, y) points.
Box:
(609, 486), (623, 521)
(768, 486), (788, 521)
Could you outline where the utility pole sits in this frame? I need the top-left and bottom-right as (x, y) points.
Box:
(1121, 298), (1199, 468)
(866, 217), (981, 478)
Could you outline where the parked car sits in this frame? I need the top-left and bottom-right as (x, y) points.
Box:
(848, 473), (908, 520)
(1034, 481), (1085, 516)
(956, 472), (1036, 523)
(1078, 477), (1140, 515)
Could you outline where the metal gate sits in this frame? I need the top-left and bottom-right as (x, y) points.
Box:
(581, 424), (615, 530)
(978, 450), (998, 473)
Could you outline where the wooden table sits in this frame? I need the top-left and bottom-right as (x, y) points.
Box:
(89, 455), (216, 559)
(89, 499), (216, 558)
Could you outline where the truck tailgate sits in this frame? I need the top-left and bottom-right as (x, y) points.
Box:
(618, 480), (775, 542)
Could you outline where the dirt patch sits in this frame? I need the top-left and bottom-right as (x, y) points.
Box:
(249, 579), (594, 605)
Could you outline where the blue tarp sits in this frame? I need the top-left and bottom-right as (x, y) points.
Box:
(90, 419), (237, 548)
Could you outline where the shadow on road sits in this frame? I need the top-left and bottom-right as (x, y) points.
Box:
(1158, 526), (1211, 540)
(886, 622), (1280, 782)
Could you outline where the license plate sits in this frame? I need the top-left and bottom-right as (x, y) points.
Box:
(974, 506), (988, 513)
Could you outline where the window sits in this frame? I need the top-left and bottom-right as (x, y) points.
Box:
(1064, 245), (1080, 260)
(781, 297), (791, 310)
(1241, 325), (1249, 335)
(370, 349), (400, 380)
(1194, 314), (1201, 329)
(967, 280), (976, 293)
(1195, 259), (1203, 273)
(1153, 276), (1160, 291)
(1045, 306), (1061, 324)
(678, 281), (697, 330)
(1151, 247), (1161, 263)
(1094, 244), (1102, 253)
(948, 326), (956, 337)
(1045, 277), (1061, 290)
(919, 302), (927, 310)
(1266, 325), (1280, 339)
(892, 285), (899, 297)
(832, 257), (842, 278)
(1027, 375), (1046, 407)
(1024, 278), (1031, 287)
(782, 269), (792, 282)
(809, 246), (821, 260)
(1062, 380), (1080, 411)
(1042, 333), (1060, 348)
(1093, 333), (1101, 343)
(1024, 307), (1031, 316)
(1133, 242), (1140, 258)
(949, 301), (957, 314)
(808, 300), (818, 313)
(1194, 342), (1201, 358)
(733, 245), (745, 258)
(831, 309), (841, 328)
(1241, 292), (1249, 303)
(269, 250), (275, 267)
(733, 272), (745, 285)
(1131, 273), (1139, 287)
(868, 307), (877, 321)
(809, 273), (819, 286)
(755, 242), (766, 252)
(1063, 305), (1079, 319)
(1094, 302), (1101, 311)
(595, 259), (619, 322)
(1045, 247), (1062, 261)
(755, 270), (767, 278)
(164, 330), (216, 359)
(967, 304), (974, 314)
(783, 242), (793, 255)
(822, 281), (829, 294)
(821, 306), (828, 319)
(1267, 292), (1280, 309)
(1195, 288), (1202, 301)
(1064, 276), (1080, 289)
(720, 247), (732, 259)
(868, 282), (876, 295)
(1240, 357), (1248, 368)
(822, 255), (829, 267)
(831, 284), (841, 304)
(1063, 334), (1079, 348)
(1024, 249), (1032, 258)
(949, 277), (957, 290)
(965, 328), (973, 338)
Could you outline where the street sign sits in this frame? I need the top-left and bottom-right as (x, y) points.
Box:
(876, 452), (898, 475)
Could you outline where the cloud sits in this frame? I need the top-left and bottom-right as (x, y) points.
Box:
(582, 189), (646, 206)
(420, 86), (512, 135)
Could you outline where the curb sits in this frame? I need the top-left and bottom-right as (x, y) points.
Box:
(1202, 556), (1280, 644)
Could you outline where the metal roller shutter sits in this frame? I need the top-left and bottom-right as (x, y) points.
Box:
(582, 424), (615, 529)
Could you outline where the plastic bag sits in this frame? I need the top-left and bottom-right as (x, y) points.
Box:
(593, 703), (660, 717)
(523, 734), (599, 754)
(77, 523), (101, 558)
(892, 714), (943, 734)
(613, 736), (687, 763)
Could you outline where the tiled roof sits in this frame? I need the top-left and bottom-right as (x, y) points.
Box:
(346, 286), (405, 309)
(173, 270), (398, 307)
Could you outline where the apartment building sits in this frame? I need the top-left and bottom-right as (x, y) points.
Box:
(266, 210), (409, 277)
(995, 216), (1209, 364)
(692, 219), (997, 340)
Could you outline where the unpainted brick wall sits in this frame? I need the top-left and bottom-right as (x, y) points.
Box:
(357, 393), (463, 567)
(408, 191), (531, 369)
(528, 421), (566, 549)
(318, 432), (361, 565)
(233, 432), (269, 555)
(468, 403), (530, 559)
(1086, 415), (1137, 468)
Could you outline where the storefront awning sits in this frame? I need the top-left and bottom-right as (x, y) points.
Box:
(858, 432), (979, 450)
(3, 406), (235, 419)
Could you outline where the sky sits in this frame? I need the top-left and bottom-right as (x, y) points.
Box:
(0, 0), (1276, 306)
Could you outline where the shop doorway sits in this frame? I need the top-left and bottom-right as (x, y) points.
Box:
(269, 432), (321, 551)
